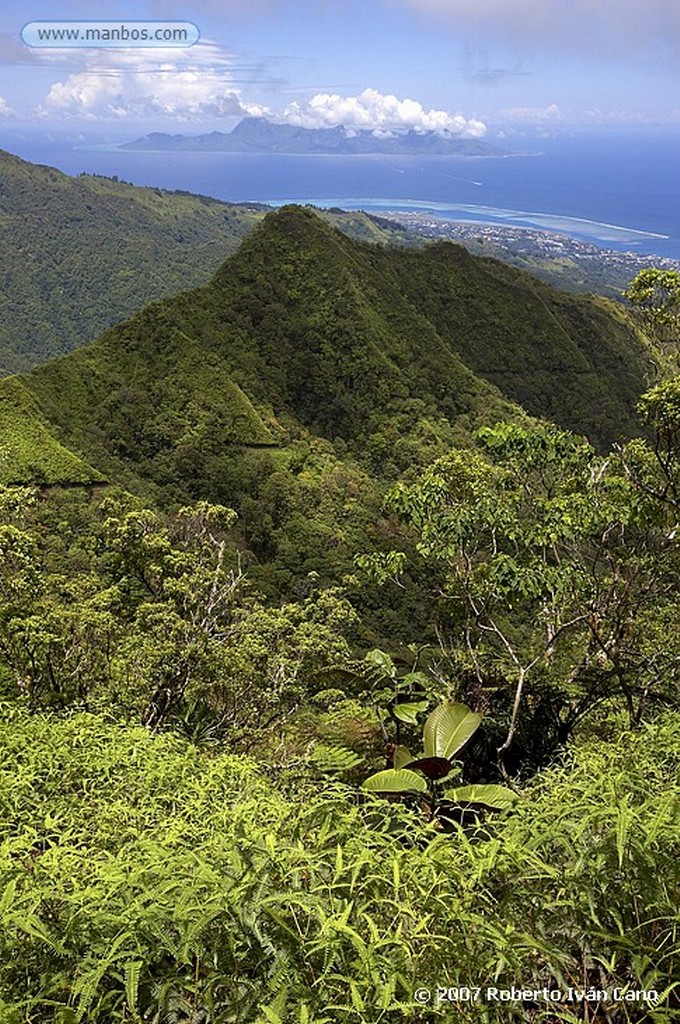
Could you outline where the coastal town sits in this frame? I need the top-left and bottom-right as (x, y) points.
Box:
(371, 210), (680, 297)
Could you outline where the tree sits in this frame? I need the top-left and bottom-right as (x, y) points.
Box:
(88, 498), (357, 740)
(632, 376), (680, 512)
(0, 490), (357, 741)
(624, 268), (680, 351)
(357, 419), (679, 776)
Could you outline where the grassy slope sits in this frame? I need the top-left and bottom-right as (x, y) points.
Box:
(0, 376), (103, 485)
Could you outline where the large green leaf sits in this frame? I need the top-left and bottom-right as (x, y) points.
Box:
(392, 700), (429, 724)
(402, 671), (431, 688)
(362, 769), (427, 794)
(423, 703), (481, 760)
(445, 784), (518, 810)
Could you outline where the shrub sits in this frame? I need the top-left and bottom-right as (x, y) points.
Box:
(0, 707), (677, 1022)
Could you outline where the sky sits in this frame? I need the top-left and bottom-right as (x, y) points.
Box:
(0, 0), (679, 140)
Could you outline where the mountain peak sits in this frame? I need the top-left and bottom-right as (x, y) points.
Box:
(0, 203), (653, 493)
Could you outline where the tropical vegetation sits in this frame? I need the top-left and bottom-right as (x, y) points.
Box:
(0, 195), (678, 1021)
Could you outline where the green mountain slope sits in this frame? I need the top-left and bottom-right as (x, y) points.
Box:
(199, 206), (516, 442)
(0, 207), (511, 611)
(0, 151), (413, 377)
(0, 376), (102, 485)
(2, 149), (654, 385)
(387, 242), (652, 445)
(0, 149), (254, 374)
(0, 202), (659, 629)
(2, 205), (655, 496)
(14, 207), (517, 498)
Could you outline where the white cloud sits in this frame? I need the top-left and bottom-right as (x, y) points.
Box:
(43, 69), (263, 120)
(281, 88), (486, 137)
(40, 40), (269, 121)
(497, 104), (680, 127)
(499, 103), (561, 123)
(0, 95), (14, 116)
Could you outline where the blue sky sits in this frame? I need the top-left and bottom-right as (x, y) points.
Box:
(0, 0), (679, 138)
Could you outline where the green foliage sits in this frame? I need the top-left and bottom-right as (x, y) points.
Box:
(386, 240), (656, 447)
(636, 377), (680, 507)
(422, 701), (481, 761)
(493, 714), (680, 1022)
(360, 418), (680, 774)
(0, 490), (356, 743)
(307, 742), (366, 775)
(0, 153), (414, 377)
(362, 767), (428, 793)
(0, 378), (102, 485)
(0, 705), (677, 1022)
(362, 701), (516, 823)
(445, 784), (518, 810)
(624, 268), (680, 348)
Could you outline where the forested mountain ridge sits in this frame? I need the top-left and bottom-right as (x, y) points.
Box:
(7, 206), (516, 484)
(0, 148), (660, 382)
(0, 149), (260, 374)
(0, 150), (406, 376)
(2, 204), (654, 492)
(387, 241), (653, 444)
(0, 204), (659, 616)
(1, 206), (519, 603)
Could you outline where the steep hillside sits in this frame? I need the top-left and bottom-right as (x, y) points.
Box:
(2, 149), (655, 384)
(388, 242), (652, 445)
(0, 202), (661, 634)
(3, 205), (655, 496)
(0, 151), (412, 376)
(0, 149), (261, 375)
(0, 376), (103, 485)
(16, 207), (517, 497)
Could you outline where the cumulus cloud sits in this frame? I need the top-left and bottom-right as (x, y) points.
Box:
(40, 40), (270, 120)
(44, 69), (264, 120)
(281, 88), (486, 137)
(390, 0), (680, 58)
(0, 96), (15, 116)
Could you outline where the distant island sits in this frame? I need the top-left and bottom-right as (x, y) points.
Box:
(121, 116), (508, 157)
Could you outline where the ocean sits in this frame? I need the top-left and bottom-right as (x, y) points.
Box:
(4, 129), (680, 259)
